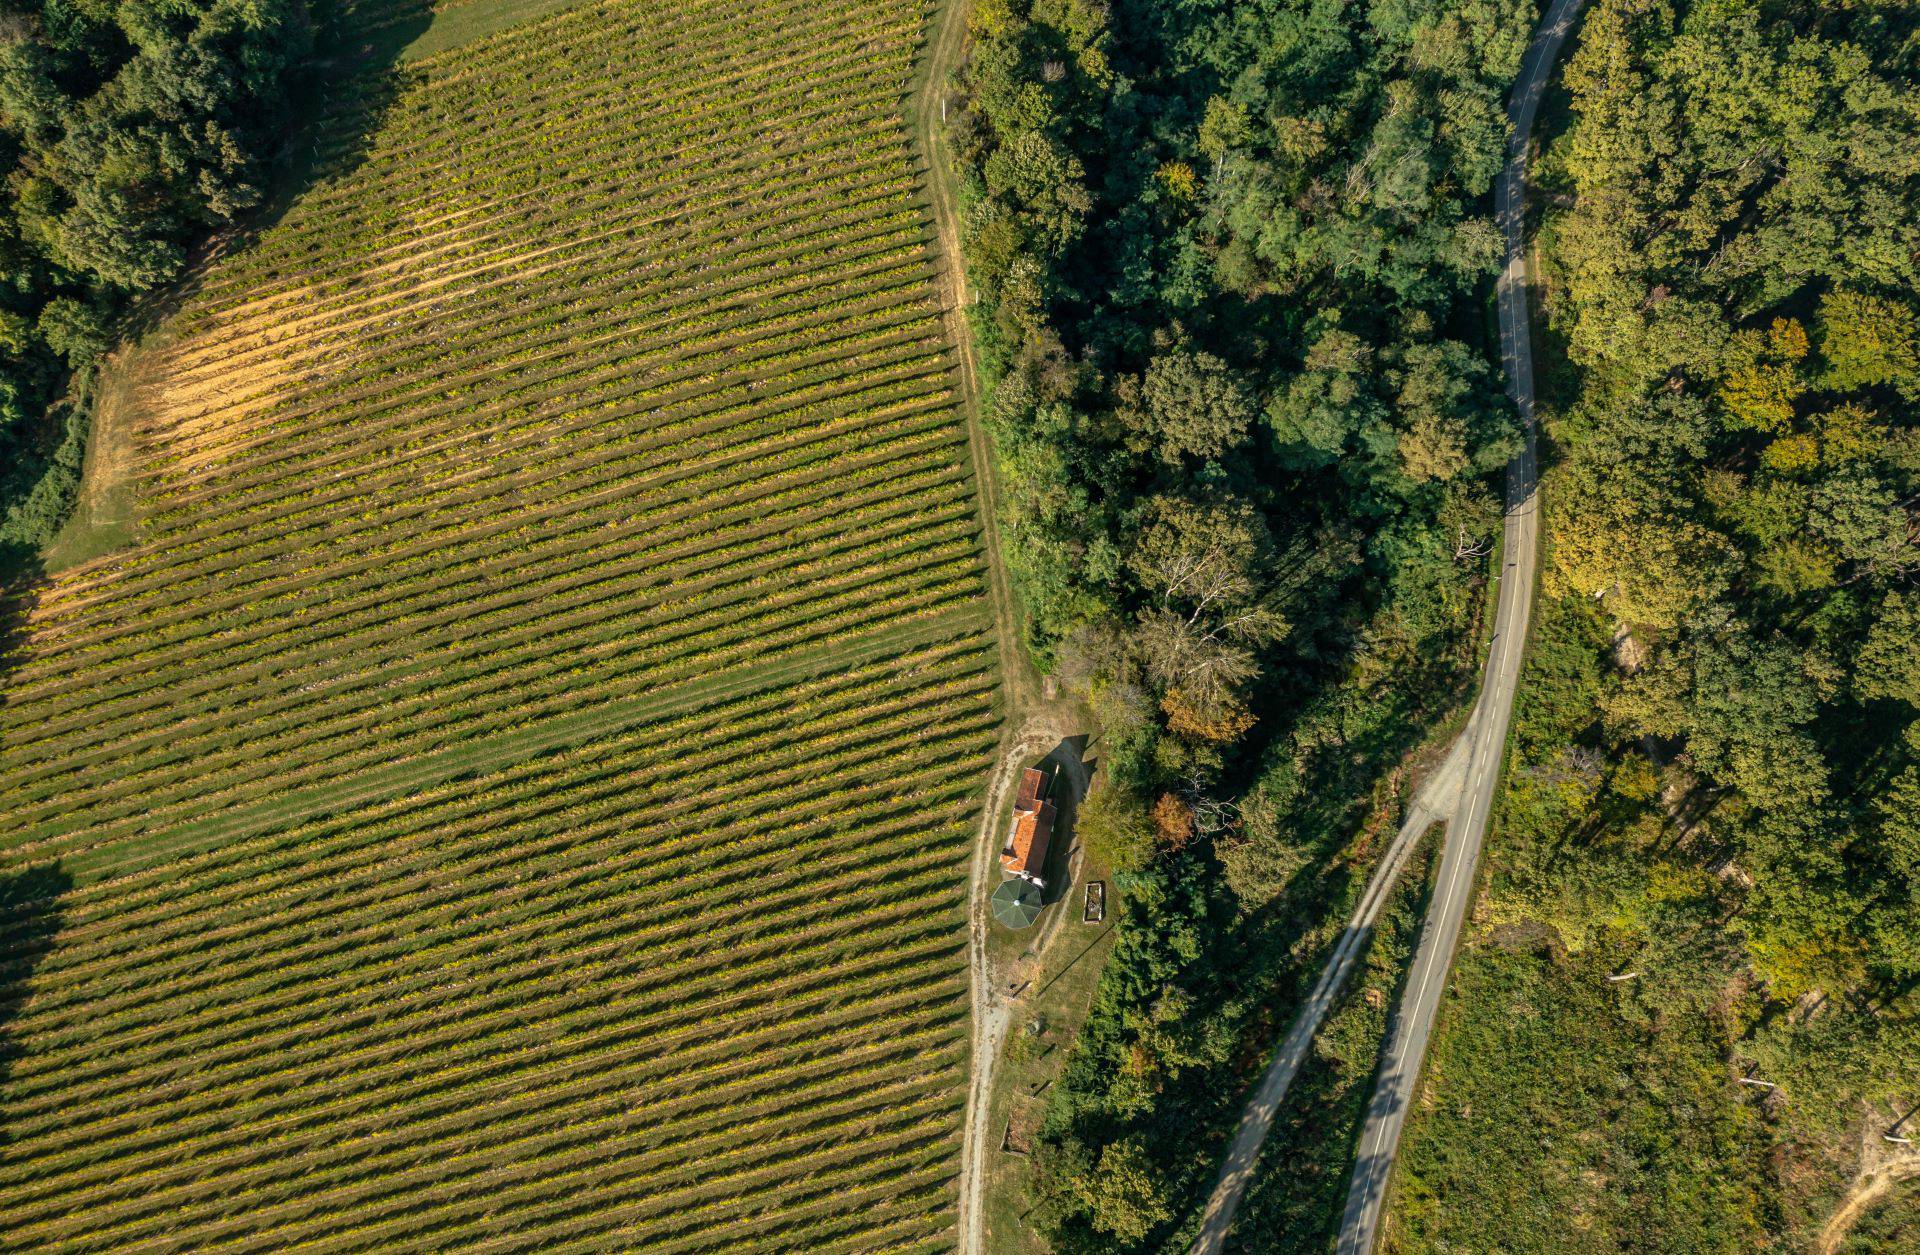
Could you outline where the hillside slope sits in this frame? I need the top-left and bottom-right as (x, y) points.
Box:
(0, 0), (997, 1248)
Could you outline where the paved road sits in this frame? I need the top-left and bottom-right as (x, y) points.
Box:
(1189, 3), (1585, 1252)
(1188, 737), (1471, 1255)
(1334, 2), (1586, 1251)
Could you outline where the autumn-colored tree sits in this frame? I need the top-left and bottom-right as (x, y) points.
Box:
(1074, 1135), (1171, 1243)
(1134, 349), (1257, 464)
(1547, 487), (1737, 631)
(1160, 685), (1256, 743)
(1196, 97), (1251, 167)
(1818, 288), (1919, 395)
(1398, 413), (1470, 482)
(1154, 161), (1198, 203)
(1719, 318), (1809, 433)
(1149, 794), (1195, 852)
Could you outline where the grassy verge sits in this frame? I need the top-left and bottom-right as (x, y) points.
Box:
(399, 0), (603, 60)
(982, 905), (1120, 1255)
(1385, 925), (1771, 1253)
(1226, 829), (1441, 1254)
(40, 352), (145, 573)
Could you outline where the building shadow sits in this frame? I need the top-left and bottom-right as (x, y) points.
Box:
(1038, 736), (1091, 910)
(0, 864), (72, 1146)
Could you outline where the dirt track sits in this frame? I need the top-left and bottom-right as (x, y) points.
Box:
(903, 2), (1071, 1249)
(1816, 1116), (1920, 1255)
(956, 727), (1071, 1255)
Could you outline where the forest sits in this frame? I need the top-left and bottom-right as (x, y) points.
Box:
(953, 0), (1531, 1246)
(1540, 0), (1919, 1008)
(956, 0), (1920, 1248)
(0, 0), (309, 552)
(1399, 0), (1920, 1247)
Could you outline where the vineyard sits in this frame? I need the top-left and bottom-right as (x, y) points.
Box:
(0, 0), (998, 1248)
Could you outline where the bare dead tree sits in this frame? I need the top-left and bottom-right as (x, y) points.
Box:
(1185, 790), (1239, 839)
(1135, 537), (1249, 619)
(1453, 524), (1494, 562)
(1133, 540), (1287, 652)
(1133, 610), (1260, 702)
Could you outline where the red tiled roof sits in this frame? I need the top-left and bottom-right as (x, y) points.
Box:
(1014, 767), (1046, 812)
(1000, 804), (1054, 879)
(1001, 767), (1055, 882)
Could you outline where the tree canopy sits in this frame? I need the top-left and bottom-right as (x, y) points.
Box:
(1433, 1), (1920, 1243)
(961, 0), (1920, 1246)
(0, 0), (310, 551)
(1541, 0), (1920, 998)
(953, 0), (1529, 1246)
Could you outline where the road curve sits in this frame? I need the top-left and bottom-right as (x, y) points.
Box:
(1334, 1), (1586, 1251)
